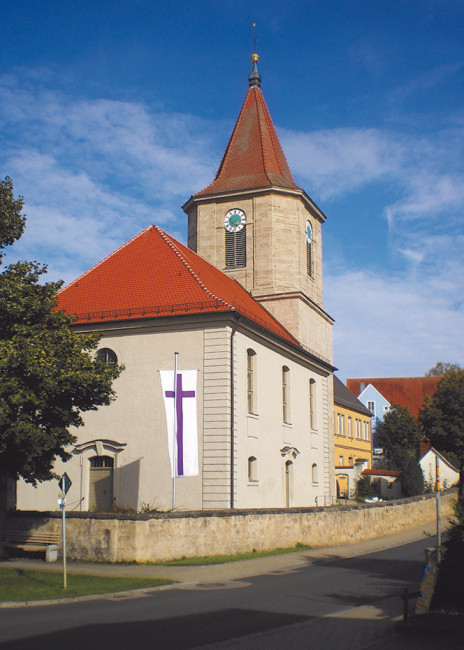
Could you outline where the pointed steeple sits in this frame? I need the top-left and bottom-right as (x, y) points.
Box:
(194, 54), (300, 196)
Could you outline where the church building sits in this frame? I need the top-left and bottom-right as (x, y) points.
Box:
(17, 53), (335, 512)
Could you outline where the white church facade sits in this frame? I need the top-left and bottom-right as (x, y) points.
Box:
(17, 54), (335, 513)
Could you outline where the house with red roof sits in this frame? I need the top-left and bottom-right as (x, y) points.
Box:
(17, 53), (335, 513)
(346, 376), (441, 428)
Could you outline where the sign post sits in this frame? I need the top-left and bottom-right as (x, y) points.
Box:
(58, 473), (72, 590)
(436, 457), (441, 563)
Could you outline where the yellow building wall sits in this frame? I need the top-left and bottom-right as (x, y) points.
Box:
(334, 404), (372, 469)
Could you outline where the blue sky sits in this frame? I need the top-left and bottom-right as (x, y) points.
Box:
(1, 0), (463, 379)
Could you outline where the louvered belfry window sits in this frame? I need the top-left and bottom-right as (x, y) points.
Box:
(306, 240), (313, 277)
(225, 228), (246, 268)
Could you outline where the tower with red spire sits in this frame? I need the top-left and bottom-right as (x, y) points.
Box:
(183, 53), (333, 363)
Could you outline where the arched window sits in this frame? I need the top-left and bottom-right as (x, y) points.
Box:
(247, 349), (256, 414)
(282, 366), (290, 423)
(309, 378), (317, 430)
(312, 463), (318, 484)
(248, 456), (258, 482)
(96, 347), (118, 365)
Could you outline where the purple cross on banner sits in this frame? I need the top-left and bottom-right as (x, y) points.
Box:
(165, 373), (195, 476)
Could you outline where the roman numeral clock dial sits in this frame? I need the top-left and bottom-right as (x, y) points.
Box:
(224, 209), (246, 232)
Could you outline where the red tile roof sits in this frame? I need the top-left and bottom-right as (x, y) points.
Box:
(56, 225), (299, 346)
(363, 469), (402, 477)
(195, 85), (300, 196)
(347, 377), (441, 418)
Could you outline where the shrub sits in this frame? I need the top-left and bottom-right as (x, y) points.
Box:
(355, 475), (373, 501)
(431, 501), (464, 612)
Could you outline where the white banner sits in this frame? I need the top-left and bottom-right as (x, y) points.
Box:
(160, 370), (198, 477)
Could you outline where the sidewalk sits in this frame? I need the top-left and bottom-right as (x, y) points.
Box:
(2, 519), (462, 650)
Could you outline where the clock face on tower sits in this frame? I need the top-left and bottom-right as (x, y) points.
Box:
(224, 209), (246, 232)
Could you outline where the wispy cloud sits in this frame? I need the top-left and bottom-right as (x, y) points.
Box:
(282, 122), (464, 373)
(326, 268), (464, 379)
(0, 71), (224, 282)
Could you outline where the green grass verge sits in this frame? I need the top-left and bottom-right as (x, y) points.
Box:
(155, 542), (312, 566)
(0, 568), (173, 603)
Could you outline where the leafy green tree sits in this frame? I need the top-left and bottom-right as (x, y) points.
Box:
(0, 177), (25, 260)
(0, 177), (122, 511)
(375, 404), (421, 458)
(419, 369), (464, 501)
(425, 361), (462, 376)
(375, 406), (424, 496)
(390, 447), (424, 497)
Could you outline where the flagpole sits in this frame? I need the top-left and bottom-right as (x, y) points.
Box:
(172, 352), (178, 511)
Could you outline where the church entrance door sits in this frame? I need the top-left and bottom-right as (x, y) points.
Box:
(89, 456), (114, 511)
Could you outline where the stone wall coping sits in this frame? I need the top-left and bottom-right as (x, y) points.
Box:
(9, 489), (455, 522)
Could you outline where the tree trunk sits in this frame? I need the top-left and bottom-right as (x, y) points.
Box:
(0, 472), (16, 537)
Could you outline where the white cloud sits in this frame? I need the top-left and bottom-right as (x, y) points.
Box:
(0, 72), (223, 280)
(326, 269), (464, 379)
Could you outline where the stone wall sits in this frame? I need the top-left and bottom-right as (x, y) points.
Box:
(5, 490), (456, 563)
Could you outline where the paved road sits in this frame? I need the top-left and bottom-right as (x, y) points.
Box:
(0, 535), (441, 650)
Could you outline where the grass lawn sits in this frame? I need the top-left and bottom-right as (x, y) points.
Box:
(0, 567), (173, 603)
(155, 543), (312, 566)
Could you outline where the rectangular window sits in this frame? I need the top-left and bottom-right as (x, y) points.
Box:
(225, 229), (246, 268)
(336, 413), (345, 436)
(367, 401), (375, 414)
(339, 455), (344, 466)
(348, 417), (352, 438)
(356, 419), (362, 439)
(364, 422), (370, 441)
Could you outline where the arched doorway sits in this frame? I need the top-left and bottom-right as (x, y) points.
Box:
(89, 456), (114, 511)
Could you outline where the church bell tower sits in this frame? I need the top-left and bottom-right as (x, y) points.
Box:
(182, 53), (333, 364)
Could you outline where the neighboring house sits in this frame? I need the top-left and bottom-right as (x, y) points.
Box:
(346, 377), (441, 421)
(17, 54), (335, 512)
(362, 469), (402, 500)
(333, 376), (373, 498)
(419, 439), (459, 490)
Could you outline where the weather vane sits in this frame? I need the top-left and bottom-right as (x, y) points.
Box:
(252, 22), (257, 53)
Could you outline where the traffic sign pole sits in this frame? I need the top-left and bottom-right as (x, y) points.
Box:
(58, 474), (71, 590)
(59, 494), (67, 589)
